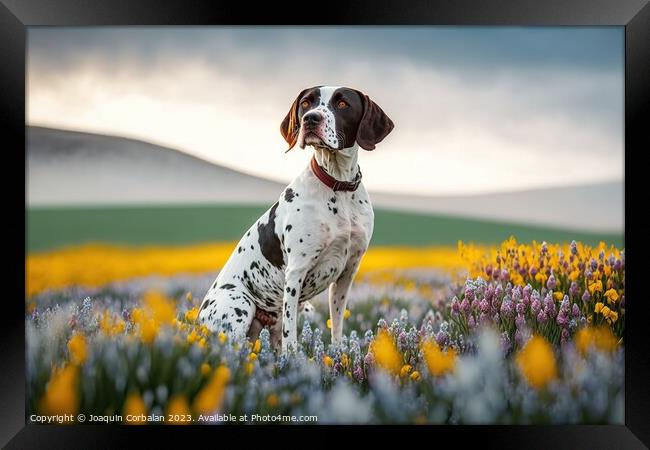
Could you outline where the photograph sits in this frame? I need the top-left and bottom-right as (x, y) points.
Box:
(25, 26), (625, 426)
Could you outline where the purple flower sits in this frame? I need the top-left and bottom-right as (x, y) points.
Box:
(543, 292), (554, 311)
(500, 298), (514, 319)
(467, 315), (476, 328)
(571, 303), (580, 318)
(531, 298), (541, 315)
(530, 266), (538, 276)
(364, 352), (374, 367)
(460, 298), (470, 314)
(479, 298), (490, 313)
(501, 332), (511, 354)
(516, 302), (526, 315)
(561, 328), (570, 345)
(546, 274), (557, 290)
(614, 259), (622, 271)
(537, 310), (548, 323)
(582, 290), (591, 303)
(523, 283), (532, 299)
(590, 258), (598, 271)
(451, 297), (460, 314)
(515, 329), (525, 347)
(435, 330), (449, 347)
(465, 282), (476, 301)
(500, 269), (510, 282)
(353, 365), (364, 381)
(485, 265), (493, 277)
(556, 313), (569, 327)
(608, 254), (616, 266)
(493, 312), (500, 323)
(569, 281), (579, 298)
(544, 300), (557, 319)
(620, 295), (625, 308)
(541, 242), (548, 254)
(515, 314), (526, 330)
(570, 240), (578, 255)
(479, 312), (489, 324)
(495, 284), (504, 298)
(398, 331), (408, 348)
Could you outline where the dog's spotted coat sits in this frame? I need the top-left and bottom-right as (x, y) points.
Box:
(198, 86), (394, 353)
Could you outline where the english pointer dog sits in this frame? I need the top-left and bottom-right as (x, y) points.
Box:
(198, 86), (394, 353)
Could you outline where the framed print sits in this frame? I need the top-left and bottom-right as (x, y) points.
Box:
(2, 0), (649, 448)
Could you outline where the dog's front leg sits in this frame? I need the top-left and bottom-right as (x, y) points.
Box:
(281, 268), (306, 354)
(328, 253), (363, 345)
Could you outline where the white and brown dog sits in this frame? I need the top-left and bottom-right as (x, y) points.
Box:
(198, 86), (394, 353)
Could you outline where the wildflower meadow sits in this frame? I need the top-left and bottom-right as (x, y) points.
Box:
(26, 238), (624, 424)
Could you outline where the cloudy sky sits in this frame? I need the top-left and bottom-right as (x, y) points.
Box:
(27, 27), (624, 195)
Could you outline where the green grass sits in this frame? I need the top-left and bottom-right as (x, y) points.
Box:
(26, 204), (623, 253)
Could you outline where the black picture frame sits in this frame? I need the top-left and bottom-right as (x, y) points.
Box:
(2, 0), (648, 448)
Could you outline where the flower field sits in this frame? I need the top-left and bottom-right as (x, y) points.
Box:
(26, 238), (624, 424)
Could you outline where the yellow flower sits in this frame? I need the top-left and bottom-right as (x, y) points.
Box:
(39, 364), (79, 416)
(143, 290), (176, 324)
(249, 352), (258, 362)
(139, 318), (159, 344)
(604, 289), (619, 304)
(67, 333), (87, 365)
(266, 393), (279, 408)
(516, 335), (557, 390)
(218, 332), (227, 345)
(608, 311), (619, 324)
(187, 330), (199, 345)
(575, 326), (618, 355)
(252, 339), (261, 354)
(400, 364), (412, 378)
(553, 291), (564, 301)
(588, 280), (603, 294)
(594, 302), (604, 314)
(370, 330), (402, 376)
(184, 306), (199, 323)
(343, 309), (352, 320)
(534, 272), (548, 285)
(421, 340), (456, 376)
(245, 362), (254, 376)
(569, 269), (580, 281)
(323, 355), (334, 367)
(600, 305), (611, 318)
(123, 392), (147, 424)
(604, 265), (612, 277)
(192, 365), (230, 414)
(410, 371), (421, 381)
(511, 272), (524, 286)
(200, 363), (211, 376)
(326, 319), (332, 329)
(166, 395), (191, 424)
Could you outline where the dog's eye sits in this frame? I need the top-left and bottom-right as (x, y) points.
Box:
(301, 100), (310, 108)
(337, 100), (348, 109)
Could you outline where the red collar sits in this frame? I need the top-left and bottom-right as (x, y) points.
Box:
(310, 156), (362, 192)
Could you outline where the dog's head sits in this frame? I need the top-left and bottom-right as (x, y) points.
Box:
(280, 86), (394, 152)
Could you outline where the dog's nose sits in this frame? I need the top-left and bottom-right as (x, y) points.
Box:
(302, 112), (322, 126)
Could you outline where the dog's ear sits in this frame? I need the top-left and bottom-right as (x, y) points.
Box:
(280, 88), (309, 152)
(355, 92), (394, 151)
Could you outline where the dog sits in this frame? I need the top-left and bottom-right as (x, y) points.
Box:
(198, 86), (394, 353)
